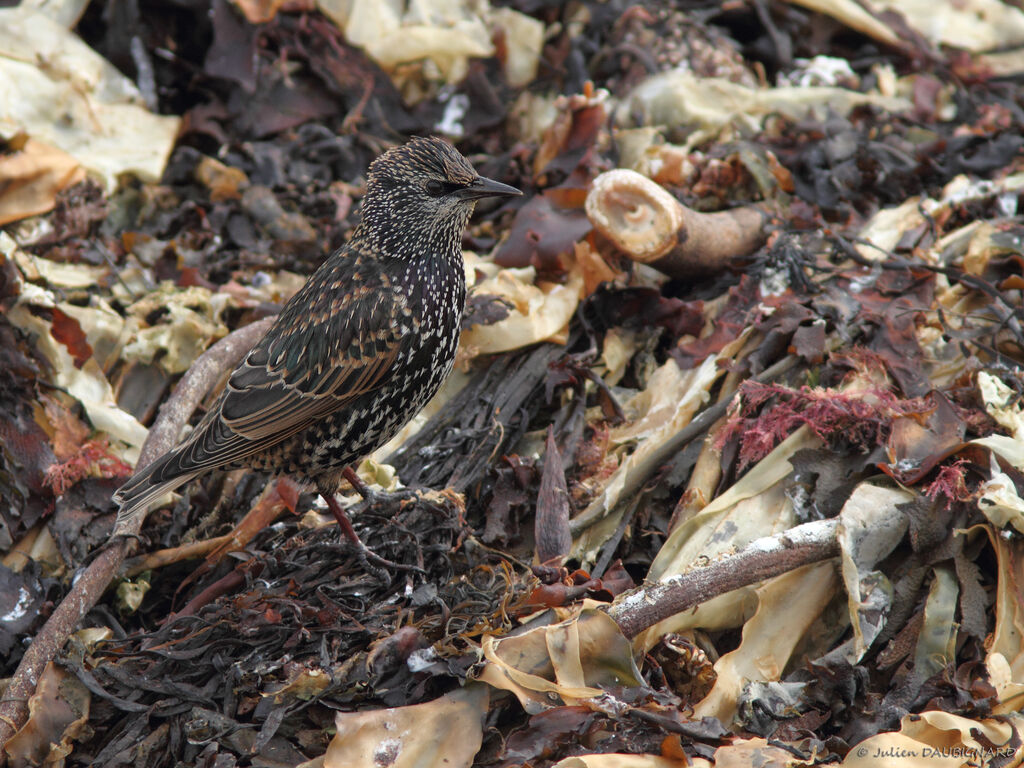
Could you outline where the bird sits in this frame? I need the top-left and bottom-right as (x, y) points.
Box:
(113, 136), (522, 567)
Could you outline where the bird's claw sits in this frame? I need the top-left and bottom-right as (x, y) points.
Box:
(355, 542), (425, 577)
(325, 479), (424, 578)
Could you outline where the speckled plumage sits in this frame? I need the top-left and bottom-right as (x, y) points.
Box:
(114, 137), (520, 526)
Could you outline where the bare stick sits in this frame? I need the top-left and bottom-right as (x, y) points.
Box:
(122, 535), (233, 578)
(123, 473), (296, 578)
(0, 316), (274, 749)
(608, 519), (839, 639)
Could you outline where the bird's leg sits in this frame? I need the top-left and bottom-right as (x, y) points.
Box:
(342, 466), (378, 504)
(320, 490), (422, 574)
(343, 465), (419, 506)
(322, 490), (362, 546)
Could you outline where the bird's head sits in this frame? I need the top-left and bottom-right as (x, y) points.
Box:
(357, 136), (521, 258)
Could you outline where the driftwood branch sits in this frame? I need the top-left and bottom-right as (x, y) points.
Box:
(0, 316), (274, 750)
(585, 168), (771, 278)
(607, 519), (839, 639)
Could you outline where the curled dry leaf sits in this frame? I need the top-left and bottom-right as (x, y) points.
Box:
(572, 355), (725, 564)
(0, 136), (85, 227)
(461, 263), (583, 355)
(489, 7), (545, 88)
(974, 522), (1024, 713)
(692, 561), (838, 724)
(796, 0), (1024, 59)
(2, 662), (90, 768)
(782, 0), (901, 48)
(322, 685), (488, 768)
(835, 483), (914, 662)
(634, 428), (822, 647)
(913, 566), (959, 683)
(0, 5), (180, 188)
(476, 605), (642, 714)
(331, 0), (494, 88)
(615, 69), (911, 143)
(842, 711), (1024, 768)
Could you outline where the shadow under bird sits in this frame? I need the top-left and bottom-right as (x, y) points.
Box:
(113, 136), (522, 566)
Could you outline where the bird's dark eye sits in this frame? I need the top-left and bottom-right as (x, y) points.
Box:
(425, 180), (447, 197)
(426, 180), (463, 197)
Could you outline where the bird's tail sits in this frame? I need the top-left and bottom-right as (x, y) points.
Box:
(112, 451), (200, 528)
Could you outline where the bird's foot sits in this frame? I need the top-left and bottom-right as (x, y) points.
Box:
(321, 487), (423, 578)
(353, 538), (423, 578)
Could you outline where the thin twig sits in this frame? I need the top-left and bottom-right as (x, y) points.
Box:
(122, 534), (234, 578)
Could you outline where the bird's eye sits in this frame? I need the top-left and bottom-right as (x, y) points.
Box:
(425, 180), (448, 197)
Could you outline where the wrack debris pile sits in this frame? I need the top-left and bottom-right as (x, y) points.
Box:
(2, 1), (1024, 766)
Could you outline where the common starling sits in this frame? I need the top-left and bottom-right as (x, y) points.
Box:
(113, 137), (521, 562)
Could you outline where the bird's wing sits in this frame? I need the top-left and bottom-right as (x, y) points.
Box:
(221, 270), (409, 442)
(165, 258), (412, 473)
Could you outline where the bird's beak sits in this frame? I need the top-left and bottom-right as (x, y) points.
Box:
(456, 175), (523, 201)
